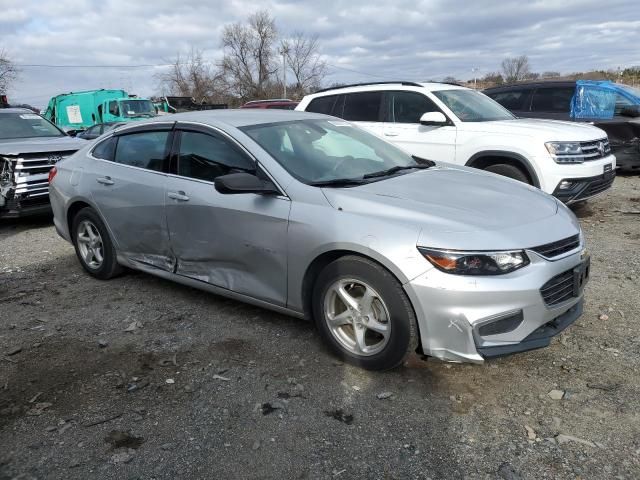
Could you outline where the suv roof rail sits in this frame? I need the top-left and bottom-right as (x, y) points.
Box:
(313, 81), (424, 94)
(244, 98), (294, 104)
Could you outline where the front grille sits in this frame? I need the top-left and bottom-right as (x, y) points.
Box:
(531, 234), (580, 259)
(579, 138), (611, 161)
(540, 269), (575, 306)
(4, 150), (74, 200)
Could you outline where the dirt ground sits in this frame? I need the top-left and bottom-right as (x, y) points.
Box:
(1, 175), (639, 480)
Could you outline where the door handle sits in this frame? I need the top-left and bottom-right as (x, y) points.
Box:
(168, 191), (190, 202)
(96, 176), (114, 185)
(384, 132), (399, 137)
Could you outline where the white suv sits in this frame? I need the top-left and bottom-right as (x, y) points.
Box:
(296, 82), (616, 203)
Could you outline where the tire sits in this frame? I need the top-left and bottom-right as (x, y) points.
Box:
(484, 163), (531, 184)
(312, 255), (419, 370)
(71, 207), (123, 280)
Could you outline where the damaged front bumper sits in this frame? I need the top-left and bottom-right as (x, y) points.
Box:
(611, 138), (640, 171)
(1, 153), (57, 218)
(405, 247), (587, 363)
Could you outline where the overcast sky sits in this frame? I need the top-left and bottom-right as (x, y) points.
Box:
(1, 0), (639, 107)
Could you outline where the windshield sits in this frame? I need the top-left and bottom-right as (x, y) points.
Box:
(118, 99), (155, 117)
(0, 112), (65, 139)
(618, 84), (640, 102)
(242, 119), (427, 185)
(433, 89), (515, 122)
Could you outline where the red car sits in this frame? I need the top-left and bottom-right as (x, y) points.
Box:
(240, 99), (298, 110)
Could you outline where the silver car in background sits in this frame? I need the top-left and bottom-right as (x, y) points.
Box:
(49, 110), (589, 370)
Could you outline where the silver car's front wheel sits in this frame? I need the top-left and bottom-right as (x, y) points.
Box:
(76, 220), (104, 269)
(313, 255), (419, 370)
(324, 279), (391, 356)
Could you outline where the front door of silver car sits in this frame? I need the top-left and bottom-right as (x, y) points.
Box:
(164, 124), (290, 305)
(88, 126), (174, 270)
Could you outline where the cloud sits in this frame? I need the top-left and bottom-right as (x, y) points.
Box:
(0, 0), (638, 107)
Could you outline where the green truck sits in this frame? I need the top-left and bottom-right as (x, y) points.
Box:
(43, 89), (156, 132)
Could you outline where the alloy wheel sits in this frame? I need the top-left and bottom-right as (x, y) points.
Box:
(76, 220), (104, 269)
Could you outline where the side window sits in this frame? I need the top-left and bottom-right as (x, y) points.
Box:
(531, 87), (575, 113)
(92, 136), (117, 161)
(614, 94), (634, 115)
(489, 90), (529, 111)
(177, 131), (254, 182)
(391, 91), (440, 123)
(108, 101), (119, 116)
(342, 92), (383, 122)
(306, 95), (338, 115)
(114, 131), (169, 172)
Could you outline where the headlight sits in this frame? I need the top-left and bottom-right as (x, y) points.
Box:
(418, 248), (529, 275)
(545, 142), (584, 163)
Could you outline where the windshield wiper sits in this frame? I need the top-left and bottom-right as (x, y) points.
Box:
(363, 159), (435, 179)
(309, 178), (366, 187)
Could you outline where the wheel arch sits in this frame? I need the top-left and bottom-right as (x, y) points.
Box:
(465, 151), (540, 187)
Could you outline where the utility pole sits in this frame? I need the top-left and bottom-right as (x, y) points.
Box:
(281, 47), (288, 98)
(471, 67), (479, 89)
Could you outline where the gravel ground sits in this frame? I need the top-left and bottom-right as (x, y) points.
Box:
(1, 176), (639, 480)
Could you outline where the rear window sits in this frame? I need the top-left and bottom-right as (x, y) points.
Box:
(306, 95), (339, 115)
(92, 137), (117, 161)
(531, 87), (575, 113)
(114, 131), (169, 172)
(342, 92), (383, 122)
(488, 90), (530, 111)
(0, 112), (64, 139)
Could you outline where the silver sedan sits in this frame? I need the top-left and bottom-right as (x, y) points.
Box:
(49, 110), (589, 370)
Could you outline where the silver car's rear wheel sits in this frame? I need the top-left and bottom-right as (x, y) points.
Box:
(323, 279), (391, 356)
(76, 220), (104, 270)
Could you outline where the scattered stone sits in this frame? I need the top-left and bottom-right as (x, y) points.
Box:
(165, 379), (175, 384)
(105, 430), (145, 450)
(58, 423), (72, 434)
(212, 374), (230, 381)
(497, 462), (523, 480)
(598, 313), (609, 321)
(324, 409), (353, 425)
(110, 449), (135, 464)
(26, 402), (53, 416)
(548, 389), (565, 400)
(252, 440), (261, 450)
(524, 425), (537, 440)
(352, 385), (361, 391)
(28, 392), (43, 404)
(376, 391), (393, 400)
(160, 443), (174, 451)
(97, 339), (108, 348)
(124, 321), (143, 332)
(6, 346), (22, 356)
(45, 426), (57, 432)
(555, 434), (597, 448)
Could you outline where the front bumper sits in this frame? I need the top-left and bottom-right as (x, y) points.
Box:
(611, 140), (640, 171)
(535, 154), (616, 199)
(0, 194), (52, 219)
(405, 247), (587, 363)
(552, 168), (616, 204)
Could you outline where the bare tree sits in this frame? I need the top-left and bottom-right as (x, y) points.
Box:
(501, 55), (531, 83)
(0, 49), (19, 93)
(158, 48), (223, 101)
(281, 32), (327, 96)
(221, 10), (278, 100)
(482, 72), (504, 85)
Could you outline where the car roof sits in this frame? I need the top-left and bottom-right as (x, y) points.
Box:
(306, 82), (468, 98)
(115, 109), (326, 130)
(0, 107), (37, 114)
(484, 80), (578, 92)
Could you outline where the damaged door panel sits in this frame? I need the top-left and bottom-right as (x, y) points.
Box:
(165, 127), (290, 306)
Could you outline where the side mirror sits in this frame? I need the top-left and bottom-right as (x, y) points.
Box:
(214, 172), (279, 195)
(620, 105), (640, 118)
(419, 112), (448, 126)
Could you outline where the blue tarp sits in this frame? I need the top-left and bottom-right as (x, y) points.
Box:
(570, 80), (618, 120)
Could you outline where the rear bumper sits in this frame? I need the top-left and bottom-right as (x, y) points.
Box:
(552, 169), (616, 204)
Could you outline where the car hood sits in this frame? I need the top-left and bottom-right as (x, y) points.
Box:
(321, 166), (580, 251)
(463, 118), (607, 141)
(0, 136), (85, 155)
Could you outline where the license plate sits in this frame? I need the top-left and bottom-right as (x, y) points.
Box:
(604, 164), (612, 174)
(573, 255), (590, 296)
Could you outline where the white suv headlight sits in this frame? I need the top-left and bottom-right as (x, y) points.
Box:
(545, 141), (584, 163)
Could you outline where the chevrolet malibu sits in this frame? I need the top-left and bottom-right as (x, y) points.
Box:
(49, 110), (589, 370)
